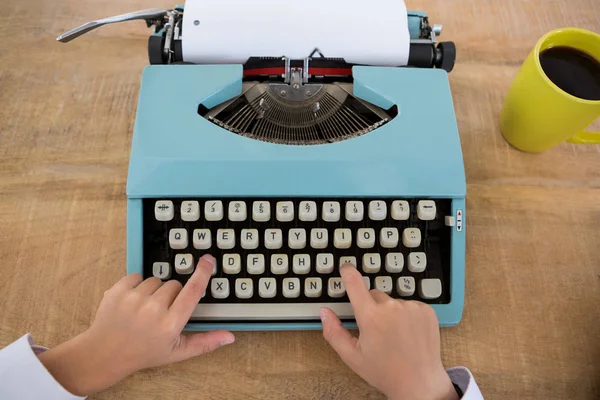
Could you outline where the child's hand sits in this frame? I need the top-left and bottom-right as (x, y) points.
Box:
(320, 265), (458, 400)
(38, 254), (234, 396)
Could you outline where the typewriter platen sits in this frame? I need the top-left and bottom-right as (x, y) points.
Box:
(58, 3), (466, 331)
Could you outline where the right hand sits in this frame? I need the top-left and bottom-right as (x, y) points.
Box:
(320, 264), (459, 400)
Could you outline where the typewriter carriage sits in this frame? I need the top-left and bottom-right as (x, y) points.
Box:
(144, 9), (454, 145)
(56, 6), (456, 146)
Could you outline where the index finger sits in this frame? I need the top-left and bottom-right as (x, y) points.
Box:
(340, 264), (376, 317)
(169, 254), (215, 326)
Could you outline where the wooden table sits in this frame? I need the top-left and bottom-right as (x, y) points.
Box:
(1, 1), (599, 399)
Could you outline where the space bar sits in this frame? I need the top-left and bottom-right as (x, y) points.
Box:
(191, 302), (355, 321)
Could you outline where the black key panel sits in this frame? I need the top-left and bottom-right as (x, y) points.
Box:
(142, 198), (452, 305)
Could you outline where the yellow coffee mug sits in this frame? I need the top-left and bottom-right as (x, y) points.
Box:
(500, 28), (600, 152)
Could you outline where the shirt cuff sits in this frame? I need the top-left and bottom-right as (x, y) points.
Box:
(0, 334), (86, 400)
(447, 367), (484, 400)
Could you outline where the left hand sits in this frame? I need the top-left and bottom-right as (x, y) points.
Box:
(38, 254), (234, 396)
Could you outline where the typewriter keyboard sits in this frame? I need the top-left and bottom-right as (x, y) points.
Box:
(143, 198), (453, 322)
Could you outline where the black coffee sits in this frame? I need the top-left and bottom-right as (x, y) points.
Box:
(539, 46), (600, 101)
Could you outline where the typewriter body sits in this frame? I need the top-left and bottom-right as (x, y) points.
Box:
(58, 4), (466, 331)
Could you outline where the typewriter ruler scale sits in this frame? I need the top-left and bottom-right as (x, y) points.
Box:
(58, 1), (466, 331)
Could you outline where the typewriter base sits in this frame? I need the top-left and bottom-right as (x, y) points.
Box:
(125, 65), (466, 330)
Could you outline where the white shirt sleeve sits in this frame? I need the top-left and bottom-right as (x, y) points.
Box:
(0, 334), (86, 400)
(0, 334), (484, 400)
(447, 367), (484, 399)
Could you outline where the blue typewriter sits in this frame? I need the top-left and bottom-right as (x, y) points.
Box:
(58, 3), (465, 331)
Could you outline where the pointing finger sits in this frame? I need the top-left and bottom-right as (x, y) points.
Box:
(340, 264), (375, 317)
(169, 254), (215, 328)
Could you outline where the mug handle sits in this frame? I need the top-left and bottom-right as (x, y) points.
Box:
(567, 131), (600, 144)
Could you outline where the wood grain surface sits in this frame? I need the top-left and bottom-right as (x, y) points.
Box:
(1, 1), (599, 399)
